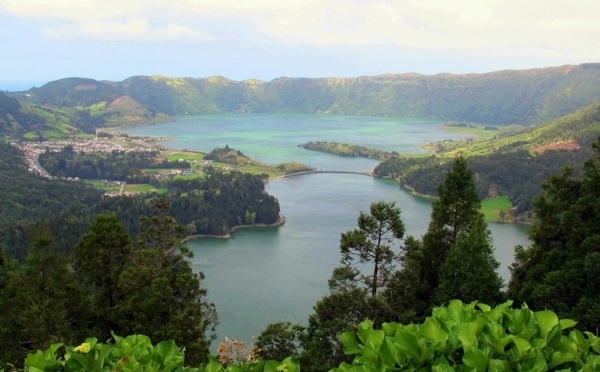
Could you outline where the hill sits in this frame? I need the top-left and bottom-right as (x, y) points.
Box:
(13, 63), (600, 126)
(374, 100), (600, 218)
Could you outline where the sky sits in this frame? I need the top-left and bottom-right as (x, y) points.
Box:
(1, 0), (600, 90)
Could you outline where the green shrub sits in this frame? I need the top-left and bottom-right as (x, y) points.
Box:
(21, 333), (298, 372)
(334, 300), (600, 371)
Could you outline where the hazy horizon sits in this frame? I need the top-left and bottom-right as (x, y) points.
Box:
(2, 1), (600, 90)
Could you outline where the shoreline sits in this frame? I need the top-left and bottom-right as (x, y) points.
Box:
(181, 215), (286, 242)
(107, 119), (531, 226)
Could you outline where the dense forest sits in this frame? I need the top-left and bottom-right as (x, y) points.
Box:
(0, 142), (280, 259)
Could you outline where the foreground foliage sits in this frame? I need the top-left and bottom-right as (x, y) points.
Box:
(19, 300), (600, 372)
(334, 300), (600, 372)
(21, 334), (299, 372)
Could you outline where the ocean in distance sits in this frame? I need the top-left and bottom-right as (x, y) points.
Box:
(119, 114), (531, 346)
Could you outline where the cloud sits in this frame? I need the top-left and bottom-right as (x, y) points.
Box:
(42, 18), (215, 42)
(4, 0), (600, 60)
(164, 24), (215, 41)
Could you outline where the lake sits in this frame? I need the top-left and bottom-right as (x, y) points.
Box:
(119, 114), (531, 346)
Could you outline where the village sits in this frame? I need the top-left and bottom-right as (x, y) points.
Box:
(14, 137), (154, 179)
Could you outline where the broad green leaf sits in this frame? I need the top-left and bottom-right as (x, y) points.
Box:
(205, 356), (225, 372)
(548, 351), (576, 369)
(488, 359), (511, 372)
(447, 300), (466, 325)
(529, 349), (548, 372)
(421, 317), (449, 350)
(535, 310), (559, 339)
(432, 364), (455, 372)
(381, 322), (401, 336)
(458, 322), (479, 350)
(379, 336), (402, 367)
(586, 331), (600, 353)
(510, 337), (532, 358)
(226, 365), (244, 372)
(339, 331), (362, 355)
(25, 349), (64, 372)
(280, 356), (300, 372)
(392, 331), (421, 360)
(463, 348), (488, 372)
(362, 333), (383, 366)
(357, 320), (374, 344)
(491, 335), (513, 355)
(569, 330), (589, 354)
(486, 321), (506, 343)
(477, 303), (491, 312)
(365, 330), (385, 351)
(584, 354), (600, 370)
(331, 362), (352, 372)
(153, 340), (184, 369)
(560, 318), (578, 330)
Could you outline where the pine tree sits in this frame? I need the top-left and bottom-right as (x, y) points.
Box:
(116, 198), (218, 365)
(74, 213), (133, 337)
(435, 217), (503, 304)
(508, 137), (600, 331)
(299, 201), (405, 372)
(420, 156), (483, 294)
(387, 156), (503, 321)
(333, 201), (405, 297)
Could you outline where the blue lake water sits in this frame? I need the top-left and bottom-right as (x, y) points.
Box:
(120, 114), (530, 346)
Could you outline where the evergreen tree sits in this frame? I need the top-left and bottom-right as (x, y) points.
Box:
(300, 288), (370, 372)
(332, 201), (405, 297)
(255, 321), (304, 362)
(420, 156), (482, 294)
(74, 213), (133, 337)
(299, 201), (405, 372)
(386, 156), (502, 322)
(116, 198), (218, 365)
(435, 217), (503, 304)
(508, 137), (600, 331)
(0, 227), (89, 367)
(382, 236), (430, 324)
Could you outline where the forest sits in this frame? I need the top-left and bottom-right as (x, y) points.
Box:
(2, 137), (600, 371)
(299, 141), (399, 160)
(0, 142), (280, 259)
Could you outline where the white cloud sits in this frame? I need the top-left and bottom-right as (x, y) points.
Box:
(164, 24), (215, 41)
(4, 0), (600, 61)
(1, 0), (143, 20)
(42, 18), (216, 42)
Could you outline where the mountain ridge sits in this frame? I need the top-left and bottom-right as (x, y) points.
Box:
(10, 62), (600, 127)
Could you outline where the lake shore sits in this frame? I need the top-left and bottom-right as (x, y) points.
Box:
(182, 215), (286, 242)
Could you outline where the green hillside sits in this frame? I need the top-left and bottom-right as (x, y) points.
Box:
(15, 63), (600, 126)
(374, 100), (600, 218)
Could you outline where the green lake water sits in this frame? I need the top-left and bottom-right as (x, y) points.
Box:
(120, 114), (530, 346)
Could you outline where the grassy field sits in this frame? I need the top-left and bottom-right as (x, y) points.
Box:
(85, 181), (122, 192)
(123, 184), (167, 194)
(481, 195), (512, 221)
(161, 150), (287, 179)
(162, 151), (206, 161)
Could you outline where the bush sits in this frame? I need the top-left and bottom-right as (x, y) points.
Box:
(334, 300), (600, 371)
(21, 334), (299, 372)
